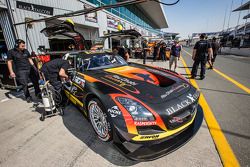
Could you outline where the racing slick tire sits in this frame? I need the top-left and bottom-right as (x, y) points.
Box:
(88, 98), (113, 142)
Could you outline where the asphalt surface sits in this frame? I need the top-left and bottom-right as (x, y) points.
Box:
(0, 59), (223, 167)
(181, 47), (250, 166)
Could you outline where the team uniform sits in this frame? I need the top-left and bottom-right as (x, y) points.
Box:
(41, 59), (70, 106)
(7, 48), (40, 99)
(191, 40), (211, 79)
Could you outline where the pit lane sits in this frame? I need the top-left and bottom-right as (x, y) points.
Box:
(0, 59), (222, 167)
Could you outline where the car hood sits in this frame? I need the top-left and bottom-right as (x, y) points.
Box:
(87, 65), (191, 104)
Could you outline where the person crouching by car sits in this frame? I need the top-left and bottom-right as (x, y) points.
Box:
(7, 39), (41, 103)
(40, 59), (70, 107)
(169, 40), (182, 72)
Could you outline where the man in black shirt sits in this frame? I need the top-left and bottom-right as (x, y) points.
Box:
(41, 58), (70, 106)
(153, 42), (160, 61)
(142, 39), (149, 64)
(7, 39), (40, 102)
(210, 37), (220, 69)
(191, 34), (212, 80)
(160, 42), (167, 61)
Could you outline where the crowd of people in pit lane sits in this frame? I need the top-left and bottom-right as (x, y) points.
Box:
(6, 34), (219, 103)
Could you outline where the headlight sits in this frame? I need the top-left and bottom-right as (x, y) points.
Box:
(116, 97), (155, 122)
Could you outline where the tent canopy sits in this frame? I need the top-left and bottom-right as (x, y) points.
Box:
(243, 13), (250, 19)
(233, 1), (250, 12)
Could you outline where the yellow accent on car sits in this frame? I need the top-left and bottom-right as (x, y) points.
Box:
(65, 90), (84, 107)
(132, 112), (196, 141)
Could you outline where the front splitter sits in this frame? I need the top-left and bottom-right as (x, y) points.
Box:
(113, 107), (204, 161)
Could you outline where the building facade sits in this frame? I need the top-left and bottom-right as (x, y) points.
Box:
(0, 0), (168, 56)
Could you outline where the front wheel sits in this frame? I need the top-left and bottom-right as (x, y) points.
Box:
(88, 98), (113, 142)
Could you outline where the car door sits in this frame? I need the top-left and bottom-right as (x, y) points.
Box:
(64, 54), (86, 109)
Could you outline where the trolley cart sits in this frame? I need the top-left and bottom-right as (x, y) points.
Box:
(39, 75), (64, 121)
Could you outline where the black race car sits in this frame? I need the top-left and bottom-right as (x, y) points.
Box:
(63, 51), (202, 160)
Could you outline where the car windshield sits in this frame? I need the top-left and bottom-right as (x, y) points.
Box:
(77, 54), (127, 71)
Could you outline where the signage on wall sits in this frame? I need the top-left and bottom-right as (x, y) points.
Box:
(130, 25), (140, 32)
(84, 3), (97, 23)
(107, 15), (125, 30)
(16, 1), (54, 16)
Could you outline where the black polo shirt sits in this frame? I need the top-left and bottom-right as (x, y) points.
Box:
(7, 48), (31, 71)
(41, 59), (70, 81)
(194, 40), (211, 58)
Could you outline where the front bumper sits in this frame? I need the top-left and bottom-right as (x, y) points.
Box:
(112, 108), (204, 161)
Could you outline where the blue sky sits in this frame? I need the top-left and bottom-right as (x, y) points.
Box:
(162, 0), (249, 39)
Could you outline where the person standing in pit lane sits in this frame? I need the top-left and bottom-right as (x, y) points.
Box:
(169, 40), (182, 72)
(209, 37), (220, 69)
(7, 39), (41, 103)
(159, 42), (167, 61)
(153, 42), (160, 61)
(142, 39), (149, 64)
(191, 33), (213, 80)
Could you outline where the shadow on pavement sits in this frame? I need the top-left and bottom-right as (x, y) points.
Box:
(178, 66), (193, 69)
(4, 90), (24, 100)
(179, 74), (206, 80)
(62, 103), (204, 164)
(201, 125), (250, 140)
(62, 104), (138, 166)
(200, 87), (250, 96)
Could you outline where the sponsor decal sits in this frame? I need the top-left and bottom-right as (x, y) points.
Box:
(140, 134), (160, 140)
(73, 76), (85, 88)
(111, 75), (137, 86)
(161, 83), (189, 99)
(108, 106), (121, 118)
(102, 75), (140, 94)
(134, 121), (157, 126)
(169, 117), (184, 124)
(166, 92), (199, 115)
(16, 1), (53, 15)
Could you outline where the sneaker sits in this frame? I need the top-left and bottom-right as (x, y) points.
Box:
(200, 76), (205, 80)
(208, 66), (213, 70)
(26, 96), (32, 103)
